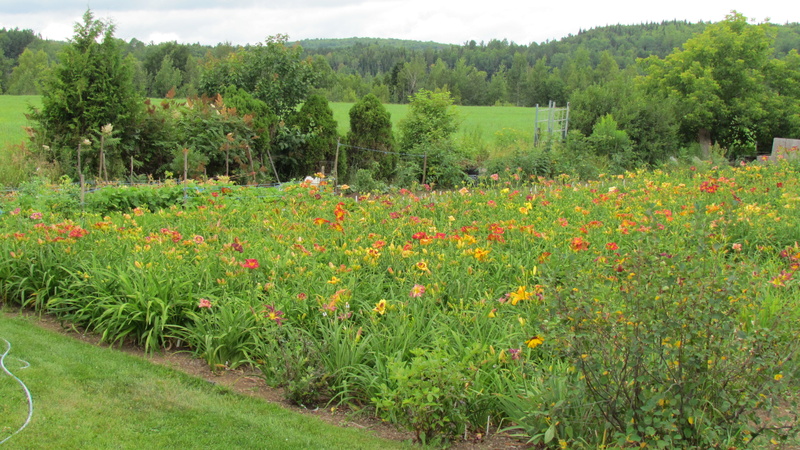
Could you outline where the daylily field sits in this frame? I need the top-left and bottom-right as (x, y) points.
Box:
(1, 161), (799, 447)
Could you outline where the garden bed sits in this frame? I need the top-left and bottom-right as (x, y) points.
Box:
(2, 162), (799, 447)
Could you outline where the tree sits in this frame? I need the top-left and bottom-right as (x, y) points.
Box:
(396, 55), (427, 102)
(587, 114), (634, 165)
(398, 89), (459, 152)
(642, 12), (792, 158)
(198, 35), (316, 119)
(397, 89), (466, 187)
(31, 9), (141, 179)
(152, 55), (183, 97)
(564, 46), (593, 92)
(427, 58), (450, 91)
(198, 35), (317, 167)
(569, 67), (680, 165)
(0, 28), (38, 90)
(180, 54), (200, 98)
(7, 48), (49, 94)
(281, 94), (339, 179)
(593, 50), (620, 84)
(222, 86), (277, 180)
(0, 28), (37, 61)
(346, 93), (396, 180)
(487, 65), (509, 105)
(451, 58), (488, 106)
(507, 52), (528, 106)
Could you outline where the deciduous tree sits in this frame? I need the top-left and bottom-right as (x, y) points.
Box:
(6, 48), (49, 94)
(642, 12), (796, 158)
(151, 55), (182, 98)
(397, 89), (466, 187)
(398, 89), (459, 152)
(281, 94), (339, 179)
(198, 35), (316, 119)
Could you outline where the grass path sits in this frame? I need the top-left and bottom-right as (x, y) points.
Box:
(0, 313), (407, 449)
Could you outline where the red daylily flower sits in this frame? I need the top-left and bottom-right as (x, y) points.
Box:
(241, 259), (259, 269)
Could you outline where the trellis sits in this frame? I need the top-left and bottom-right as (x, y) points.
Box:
(533, 101), (570, 146)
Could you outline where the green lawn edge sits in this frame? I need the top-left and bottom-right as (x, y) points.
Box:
(0, 313), (408, 449)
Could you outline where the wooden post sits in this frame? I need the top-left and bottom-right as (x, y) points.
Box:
(333, 138), (340, 195)
(421, 152), (428, 186)
(80, 173), (85, 207)
(183, 148), (189, 182)
(99, 134), (104, 181)
(130, 156), (134, 181)
(77, 142), (85, 207)
(77, 142), (82, 176)
(265, 146), (281, 185)
(183, 148), (189, 206)
(245, 143), (255, 185)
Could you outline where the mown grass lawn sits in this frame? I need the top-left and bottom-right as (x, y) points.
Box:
(0, 313), (407, 449)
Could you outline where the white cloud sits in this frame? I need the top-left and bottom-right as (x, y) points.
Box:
(1, 0), (796, 46)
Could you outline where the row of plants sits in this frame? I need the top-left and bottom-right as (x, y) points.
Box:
(5, 174), (292, 217)
(1, 161), (799, 447)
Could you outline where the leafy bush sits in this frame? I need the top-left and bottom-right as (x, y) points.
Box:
(13, 176), (80, 213)
(549, 249), (799, 448)
(499, 362), (597, 446)
(485, 147), (552, 179)
(171, 95), (266, 183)
(351, 162), (388, 194)
(415, 141), (470, 189)
(252, 324), (332, 406)
(373, 348), (471, 444)
(84, 184), (187, 213)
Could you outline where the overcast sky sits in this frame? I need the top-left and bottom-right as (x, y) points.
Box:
(1, 1), (797, 46)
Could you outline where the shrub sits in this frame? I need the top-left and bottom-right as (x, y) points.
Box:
(549, 249), (799, 448)
(351, 161), (388, 194)
(281, 94), (339, 180)
(346, 93), (396, 182)
(373, 348), (471, 444)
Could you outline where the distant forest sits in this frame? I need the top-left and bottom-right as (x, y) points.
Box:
(3, 20), (799, 107)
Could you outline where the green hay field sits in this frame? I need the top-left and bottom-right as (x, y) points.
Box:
(0, 96), (39, 147)
(0, 95), (537, 148)
(328, 102), (537, 140)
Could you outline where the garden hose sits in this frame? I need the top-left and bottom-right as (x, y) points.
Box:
(0, 338), (33, 445)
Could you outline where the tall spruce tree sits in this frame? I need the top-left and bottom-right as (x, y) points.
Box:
(31, 9), (141, 178)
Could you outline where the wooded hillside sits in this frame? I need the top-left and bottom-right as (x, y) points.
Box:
(3, 20), (799, 105)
